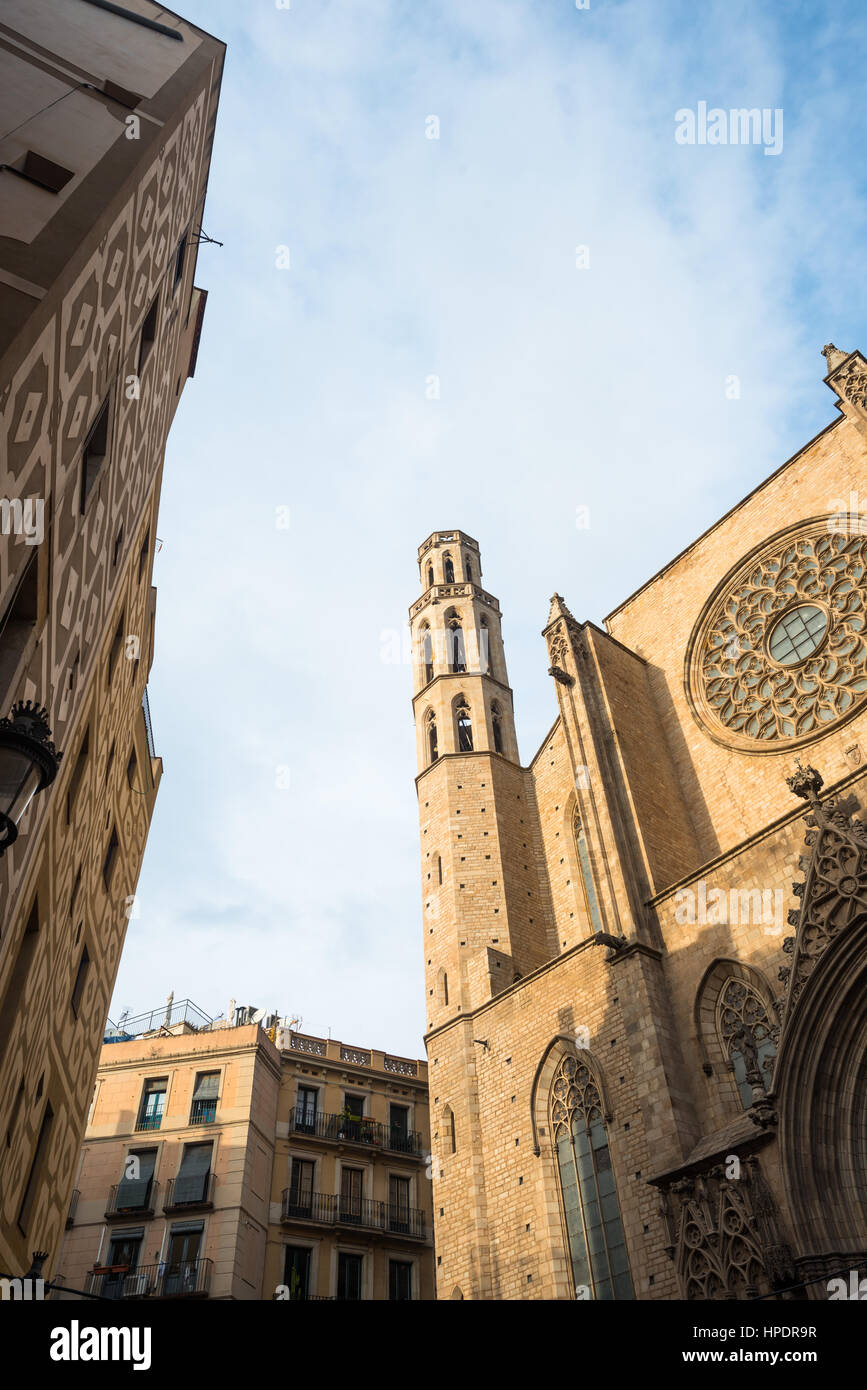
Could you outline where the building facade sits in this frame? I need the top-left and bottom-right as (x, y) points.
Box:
(0, 1), (224, 1280)
(265, 1028), (435, 1301)
(411, 345), (867, 1300)
(55, 1006), (280, 1301)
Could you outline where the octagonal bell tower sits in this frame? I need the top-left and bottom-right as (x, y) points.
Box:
(410, 531), (554, 1034)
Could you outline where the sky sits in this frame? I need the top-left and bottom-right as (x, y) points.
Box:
(111, 0), (867, 1055)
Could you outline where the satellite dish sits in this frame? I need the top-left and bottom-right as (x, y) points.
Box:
(250, 1007), (267, 1024)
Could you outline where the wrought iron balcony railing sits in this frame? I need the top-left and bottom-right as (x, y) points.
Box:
(189, 1098), (217, 1126)
(88, 1258), (212, 1300)
(289, 1107), (424, 1156)
(163, 1172), (215, 1212)
(281, 1189), (428, 1240)
(134, 1112), (163, 1132)
(105, 1180), (159, 1219)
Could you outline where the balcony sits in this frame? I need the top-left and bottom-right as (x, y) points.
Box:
(66, 1189), (79, 1229)
(163, 1172), (215, 1213)
(105, 1180), (159, 1221)
(189, 1098), (217, 1126)
(281, 1190), (428, 1241)
(134, 1113), (163, 1133)
(289, 1107), (424, 1158)
(88, 1259), (212, 1300)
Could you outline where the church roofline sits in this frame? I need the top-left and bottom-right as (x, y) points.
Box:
(603, 414), (842, 625)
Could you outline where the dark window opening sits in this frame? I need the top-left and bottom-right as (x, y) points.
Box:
(138, 529), (150, 583)
(457, 703), (473, 752)
(66, 728), (89, 824)
(70, 945), (90, 1017)
(427, 715), (438, 764)
(138, 295), (158, 372)
(0, 549), (39, 703)
(17, 1101), (54, 1234)
(443, 555), (455, 584)
(427, 564), (434, 588)
(389, 1260), (413, 1301)
(447, 621), (466, 674)
(337, 1252), (363, 1301)
(113, 525), (124, 569)
(103, 825), (119, 891)
(126, 746), (138, 788)
(173, 230), (188, 293)
(283, 1246), (311, 1300)
(492, 707), (504, 755)
(422, 629), (434, 685)
(108, 611), (124, 684)
(81, 399), (109, 512)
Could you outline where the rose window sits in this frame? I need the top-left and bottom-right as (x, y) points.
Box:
(689, 525), (867, 749)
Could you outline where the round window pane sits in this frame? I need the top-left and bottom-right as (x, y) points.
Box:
(767, 604), (828, 665)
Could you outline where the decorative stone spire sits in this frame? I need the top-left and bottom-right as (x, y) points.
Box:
(822, 343), (849, 373)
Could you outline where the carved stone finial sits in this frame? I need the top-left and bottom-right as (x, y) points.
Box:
(785, 758), (823, 804)
(546, 593), (577, 627)
(822, 343), (849, 373)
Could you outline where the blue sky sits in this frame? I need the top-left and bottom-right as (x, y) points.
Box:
(111, 0), (867, 1054)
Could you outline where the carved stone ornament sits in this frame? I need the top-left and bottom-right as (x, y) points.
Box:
(830, 355), (867, 412)
(687, 522), (867, 751)
(779, 771), (867, 1024)
(658, 1157), (794, 1300)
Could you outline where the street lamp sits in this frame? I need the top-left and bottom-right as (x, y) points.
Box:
(0, 701), (62, 855)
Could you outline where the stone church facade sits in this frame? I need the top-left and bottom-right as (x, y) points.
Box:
(410, 344), (867, 1300)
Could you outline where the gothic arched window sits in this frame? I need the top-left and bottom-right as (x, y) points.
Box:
(551, 1055), (633, 1301)
(491, 701), (504, 754)
(456, 699), (473, 752)
(465, 556), (473, 582)
(426, 711), (438, 764)
(443, 554), (455, 584)
(716, 979), (777, 1109)
(478, 614), (490, 674)
(421, 625), (434, 685)
(427, 564), (434, 589)
(573, 810), (604, 934)
(442, 1103), (456, 1154)
(446, 616), (466, 674)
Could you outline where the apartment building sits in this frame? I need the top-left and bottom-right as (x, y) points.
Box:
(0, 0), (225, 1280)
(55, 1002), (279, 1300)
(266, 1028), (435, 1301)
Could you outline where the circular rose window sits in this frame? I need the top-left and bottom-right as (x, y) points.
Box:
(687, 523), (867, 750)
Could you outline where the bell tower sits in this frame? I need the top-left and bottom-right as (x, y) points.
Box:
(410, 531), (554, 1033)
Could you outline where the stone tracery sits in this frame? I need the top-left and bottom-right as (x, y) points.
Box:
(694, 527), (867, 747)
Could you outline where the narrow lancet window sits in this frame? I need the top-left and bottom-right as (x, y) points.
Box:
(551, 1055), (633, 1300)
(574, 810), (604, 933)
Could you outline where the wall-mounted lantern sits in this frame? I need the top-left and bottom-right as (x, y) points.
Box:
(0, 701), (62, 855)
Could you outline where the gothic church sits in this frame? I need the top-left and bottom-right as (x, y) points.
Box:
(410, 345), (867, 1300)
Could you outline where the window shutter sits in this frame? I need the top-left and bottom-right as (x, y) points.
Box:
(192, 1072), (219, 1101)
